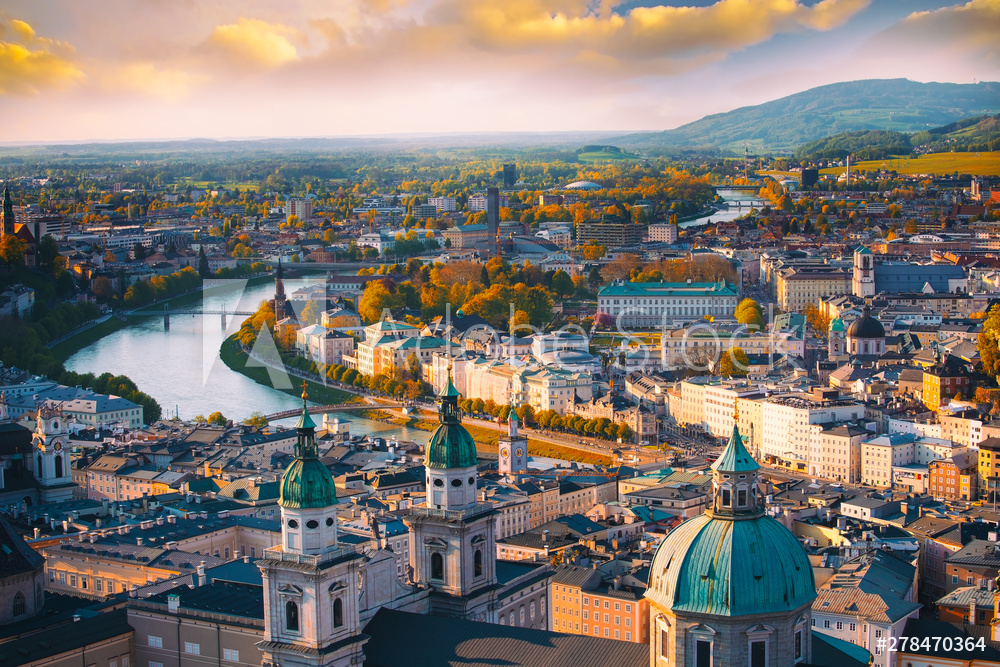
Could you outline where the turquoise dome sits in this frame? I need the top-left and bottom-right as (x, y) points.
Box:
(426, 374), (478, 469)
(280, 458), (337, 509)
(646, 513), (815, 616)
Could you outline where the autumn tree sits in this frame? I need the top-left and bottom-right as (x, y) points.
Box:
(719, 346), (749, 377)
(300, 299), (322, 326)
(0, 236), (27, 270)
(207, 411), (227, 426)
(804, 303), (831, 337)
(735, 298), (764, 331)
(978, 305), (1000, 380)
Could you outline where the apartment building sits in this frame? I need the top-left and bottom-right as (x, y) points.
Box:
(807, 422), (869, 483)
(550, 564), (649, 644)
(775, 267), (852, 312)
(759, 390), (865, 471)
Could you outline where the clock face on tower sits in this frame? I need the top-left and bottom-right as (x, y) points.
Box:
(500, 448), (510, 458)
(55, 442), (62, 452)
(515, 448), (523, 458)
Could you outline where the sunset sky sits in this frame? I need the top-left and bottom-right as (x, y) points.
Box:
(0, 0), (997, 143)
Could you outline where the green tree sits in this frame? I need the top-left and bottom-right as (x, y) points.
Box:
(207, 411), (227, 426)
(244, 411), (268, 429)
(300, 299), (322, 326)
(551, 270), (574, 298)
(198, 246), (210, 278)
(734, 298), (764, 331)
(0, 236), (27, 270)
(37, 234), (60, 275)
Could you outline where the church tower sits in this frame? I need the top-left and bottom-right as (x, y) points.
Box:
(646, 403), (815, 666)
(274, 258), (287, 322)
(498, 409), (528, 478)
(852, 246), (875, 297)
(32, 404), (75, 503)
(828, 317), (845, 357)
(258, 385), (367, 667)
(1, 186), (14, 238)
(405, 368), (498, 621)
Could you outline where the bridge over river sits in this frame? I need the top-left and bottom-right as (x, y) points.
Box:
(265, 402), (403, 421)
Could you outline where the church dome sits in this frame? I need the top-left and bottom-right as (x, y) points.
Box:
(646, 418), (816, 617)
(426, 375), (478, 469)
(279, 395), (337, 509)
(846, 306), (884, 339)
(645, 512), (816, 616)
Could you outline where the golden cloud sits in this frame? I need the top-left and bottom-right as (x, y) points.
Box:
(430, 0), (870, 63)
(895, 0), (1000, 61)
(0, 18), (82, 95)
(204, 17), (301, 69)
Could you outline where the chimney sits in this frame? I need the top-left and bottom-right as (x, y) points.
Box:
(62, 520), (68, 533)
(156, 517), (164, 526)
(167, 594), (180, 613)
(989, 531), (998, 542)
(167, 515), (177, 524)
(196, 561), (207, 587)
(33, 528), (40, 539)
(542, 530), (549, 543)
(613, 576), (621, 591)
(136, 537), (144, 546)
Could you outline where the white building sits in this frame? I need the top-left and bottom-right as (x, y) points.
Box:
(428, 197), (457, 213)
(647, 223), (679, 244)
(759, 390), (865, 471)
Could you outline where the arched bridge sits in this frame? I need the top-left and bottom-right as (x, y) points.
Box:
(265, 402), (403, 421)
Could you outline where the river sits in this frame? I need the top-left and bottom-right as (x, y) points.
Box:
(680, 189), (769, 228)
(64, 275), (431, 444)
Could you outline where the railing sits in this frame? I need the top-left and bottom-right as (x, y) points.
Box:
(261, 542), (366, 566)
(411, 502), (494, 521)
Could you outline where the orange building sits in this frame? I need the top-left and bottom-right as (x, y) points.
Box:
(928, 453), (978, 501)
(936, 583), (997, 626)
(550, 564), (649, 644)
(923, 355), (972, 408)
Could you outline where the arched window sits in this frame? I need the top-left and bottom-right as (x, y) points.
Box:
(12, 592), (26, 617)
(285, 600), (299, 632)
(474, 549), (483, 577)
(530, 601), (536, 620)
(519, 606), (525, 624)
(509, 612), (515, 626)
(37, 455), (42, 476)
(54, 455), (63, 479)
(431, 552), (444, 580)
(333, 598), (344, 628)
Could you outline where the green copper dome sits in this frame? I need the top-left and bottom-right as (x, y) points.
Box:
(426, 373), (478, 469)
(830, 317), (845, 333)
(279, 391), (337, 509)
(711, 423), (759, 474)
(645, 512), (816, 616)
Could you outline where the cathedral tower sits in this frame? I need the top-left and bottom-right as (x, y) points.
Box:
(852, 246), (875, 297)
(405, 368), (498, 621)
(33, 404), (75, 503)
(498, 409), (528, 478)
(1, 186), (13, 238)
(646, 403), (815, 666)
(258, 385), (367, 667)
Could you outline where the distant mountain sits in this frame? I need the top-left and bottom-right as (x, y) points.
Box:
(620, 79), (1000, 152)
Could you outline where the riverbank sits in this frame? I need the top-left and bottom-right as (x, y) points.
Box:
(220, 334), (359, 407)
(50, 316), (129, 361)
(131, 273), (274, 314)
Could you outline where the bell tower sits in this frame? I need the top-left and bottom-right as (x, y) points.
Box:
(405, 367), (498, 621)
(258, 384), (367, 667)
(498, 408), (528, 478)
(852, 246), (875, 297)
(33, 404), (74, 503)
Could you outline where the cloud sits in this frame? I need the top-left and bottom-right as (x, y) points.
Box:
(425, 0), (870, 65)
(203, 17), (301, 69)
(101, 62), (204, 101)
(0, 18), (82, 95)
(889, 0), (1000, 64)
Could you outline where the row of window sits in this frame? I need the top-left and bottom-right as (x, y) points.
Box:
(146, 637), (237, 662)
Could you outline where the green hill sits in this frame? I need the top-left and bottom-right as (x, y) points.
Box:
(796, 113), (1000, 161)
(619, 79), (1000, 152)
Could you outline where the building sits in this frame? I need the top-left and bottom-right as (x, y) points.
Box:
(646, 416), (823, 666)
(441, 224), (489, 249)
(31, 404), (76, 503)
(647, 223), (679, 244)
(596, 280), (739, 327)
(550, 564), (649, 643)
(576, 217), (643, 248)
(861, 433), (965, 488)
(928, 452), (978, 501)
(428, 196), (457, 212)
(286, 197), (313, 220)
(498, 411), (528, 477)
(503, 163), (518, 188)
(923, 354), (973, 408)
(776, 266), (852, 312)
(808, 422), (868, 483)
(845, 305), (886, 356)
(978, 437), (1000, 501)
(759, 390), (865, 472)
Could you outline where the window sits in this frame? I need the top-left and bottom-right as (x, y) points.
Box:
(431, 553), (444, 580)
(530, 602), (536, 620)
(751, 640), (766, 667)
(12, 592), (25, 617)
(738, 489), (748, 506)
(849, 623), (856, 631)
(184, 643), (200, 655)
(147, 636), (163, 648)
(696, 640), (711, 667)
(70, 574), (77, 587)
(475, 549), (483, 577)
(110, 660), (118, 667)
(626, 632), (631, 641)
(836, 621), (843, 630)
(614, 602), (621, 611)
(286, 600), (299, 632)
(223, 649), (239, 662)
(96, 579), (103, 592)
(875, 630), (882, 638)
(795, 631), (802, 660)
(823, 620), (830, 628)
(149, 663), (164, 667)
(520, 607), (525, 624)
(333, 597), (344, 628)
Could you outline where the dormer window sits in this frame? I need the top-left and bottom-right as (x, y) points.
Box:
(721, 488), (732, 507)
(738, 489), (748, 507)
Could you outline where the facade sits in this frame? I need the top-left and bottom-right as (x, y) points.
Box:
(807, 422), (868, 483)
(499, 411), (529, 477)
(575, 218), (643, 247)
(928, 453), (978, 501)
(923, 355), (972, 408)
(551, 565), (650, 643)
(441, 224), (489, 249)
(428, 196), (457, 212)
(32, 404), (76, 503)
(845, 305), (886, 356)
(286, 198), (313, 220)
(597, 280), (739, 328)
(759, 391), (865, 471)
(648, 223), (679, 244)
(777, 267), (852, 312)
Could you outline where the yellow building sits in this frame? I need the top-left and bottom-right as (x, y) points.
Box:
(775, 267), (852, 312)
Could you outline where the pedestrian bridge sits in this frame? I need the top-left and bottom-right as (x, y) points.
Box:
(265, 402), (403, 421)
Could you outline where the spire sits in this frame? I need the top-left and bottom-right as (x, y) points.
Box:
(293, 381), (317, 458)
(707, 396), (763, 518)
(438, 361), (461, 423)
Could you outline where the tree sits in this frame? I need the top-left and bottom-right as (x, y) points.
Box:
(551, 270), (574, 298)
(0, 236), (27, 270)
(734, 298), (764, 331)
(300, 299), (322, 326)
(92, 276), (115, 302)
(719, 346), (749, 377)
(804, 303), (831, 336)
(37, 234), (60, 275)
(588, 266), (603, 289)
(133, 242), (147, 260)
(904, 219), (918, 234)
(616, 423), (634, 442)
(198, 246), (210, 278)
(358, 279), (404, 324)
(979, 305), (1000, 379)
(207, 411), (227, 426)
(244, 411), (268, 429)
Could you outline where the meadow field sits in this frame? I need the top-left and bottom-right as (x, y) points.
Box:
(820, 151), (1000, 177)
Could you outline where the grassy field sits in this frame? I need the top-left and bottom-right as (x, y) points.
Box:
(820, 151), (1000, 176)
(219, 334), (360, 406)
(49, 317), (129, 361)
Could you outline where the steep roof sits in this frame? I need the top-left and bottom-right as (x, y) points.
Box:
(0, 513), (44, 577)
